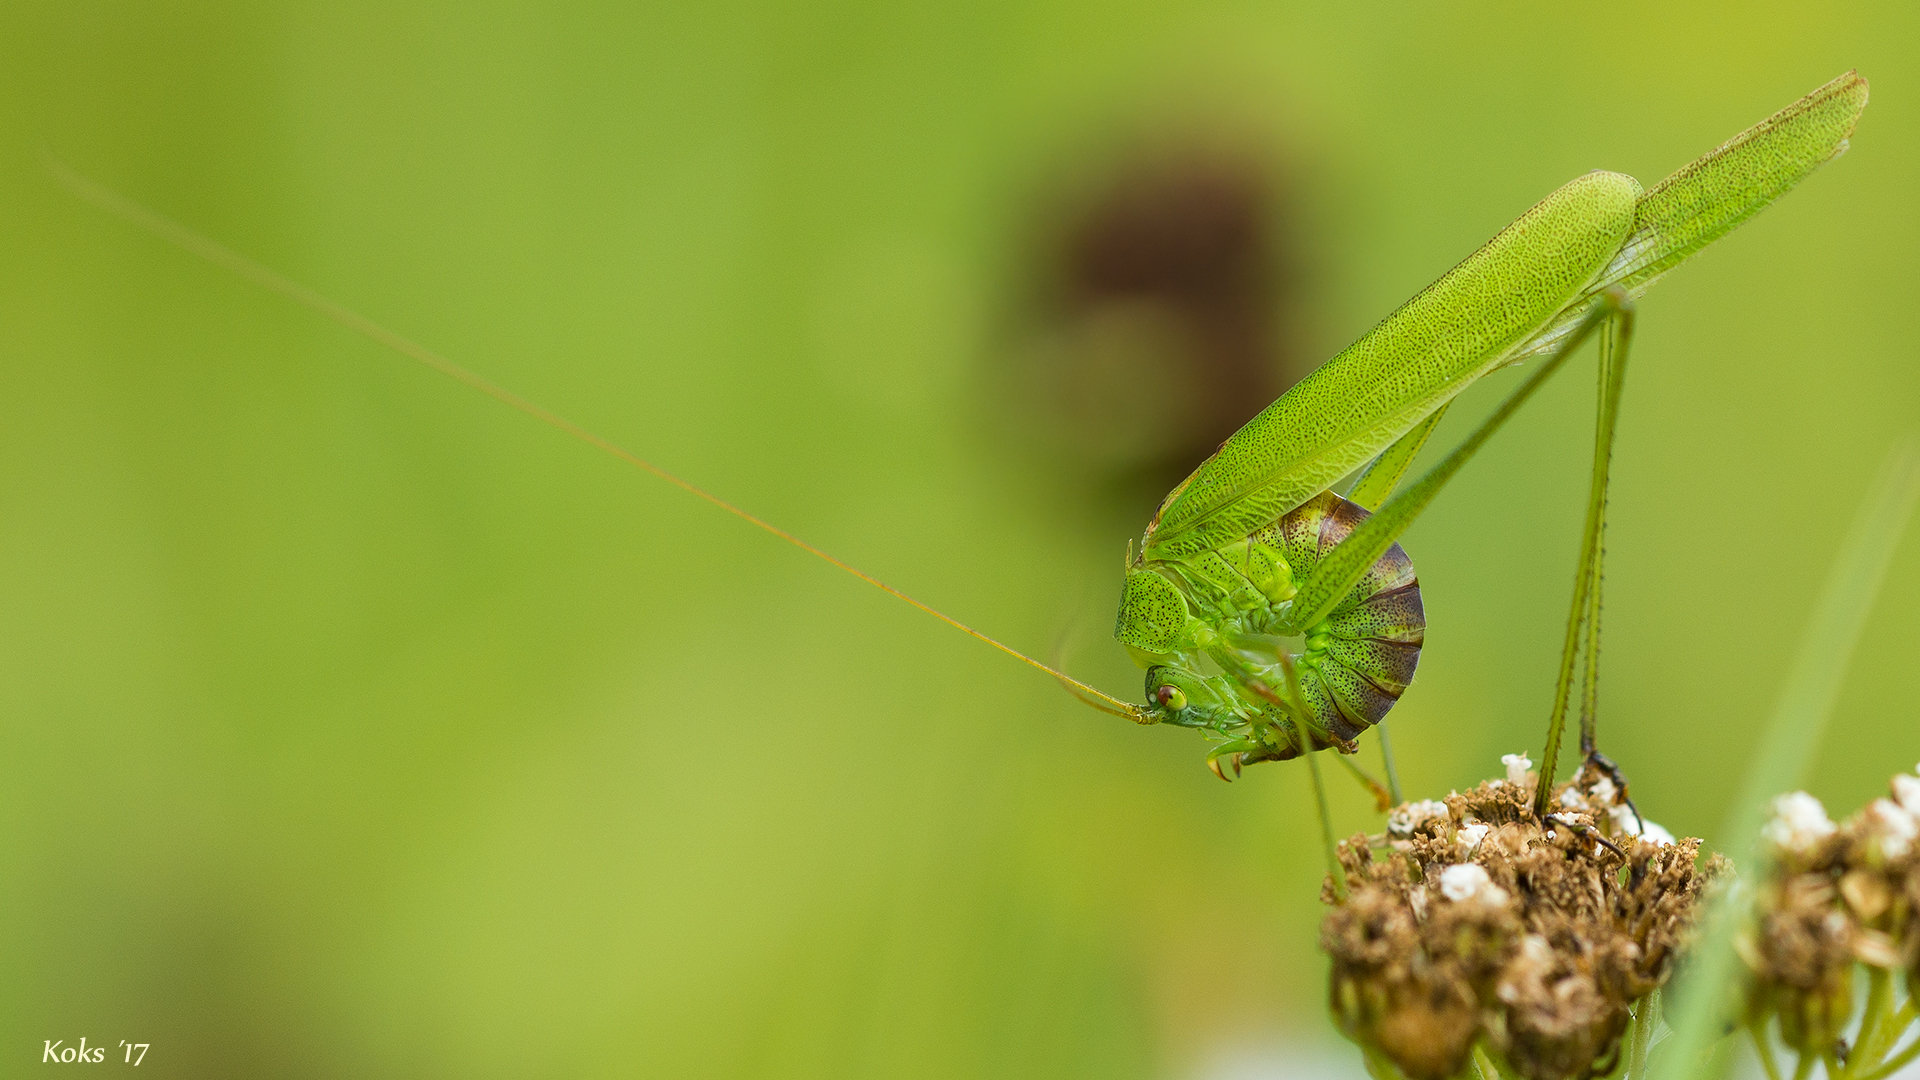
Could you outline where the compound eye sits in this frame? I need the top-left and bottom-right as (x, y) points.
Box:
(1155, 685), (1187, 711)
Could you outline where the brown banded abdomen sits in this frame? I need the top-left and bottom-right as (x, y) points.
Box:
(1263, 491), (1425, 749)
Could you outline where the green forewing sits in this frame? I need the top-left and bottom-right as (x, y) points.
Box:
(1142, 170), (1641, 561)
(1506, 71), (1868, 368)
(1611, 70), (1867, 299)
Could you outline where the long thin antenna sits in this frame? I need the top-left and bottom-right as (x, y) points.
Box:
(47, 156), (1143, 718)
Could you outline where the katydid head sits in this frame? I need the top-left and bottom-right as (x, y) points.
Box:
(1140, 664), (1235, 729)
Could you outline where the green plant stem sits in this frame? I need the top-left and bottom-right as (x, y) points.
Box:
(1607, 1010), (1640, 1080)
(1857, 1015), (1920, 1080)
(1628, 991), (1658, 1078)
(1305, 749), (1348, 902)
(1790, 1052), (1814, 1080)
(1865, 996), (1920, 1077)
(1853, 969), (1893, 1071)
(1473, 1045), (1509, 1080)
(1749, 1020), (1784, 1080)
(1860, 1043), (1920, 1080)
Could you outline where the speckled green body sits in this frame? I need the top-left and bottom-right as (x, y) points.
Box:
(1124, 491), (1425, 763)
(1114, 72), (1869, 769)
(1116, 172), (1639, 764)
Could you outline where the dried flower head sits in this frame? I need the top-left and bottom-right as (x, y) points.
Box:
(1738, 766), (1920, 1068)
(1322, 757), (1721, 1080)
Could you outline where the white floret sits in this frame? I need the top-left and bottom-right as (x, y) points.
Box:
(1388, 799), (1451, 837)
(1605, 804), (1675, 847)
(1502, 753), (1533, 786)
(1588, 774), (1618, 806)
(1457, 822), (1491, 855)
(1891, 773), (1920, 817)
(1762, 791), (1835, 855)
(1864, 798), (1918, 859)
(1607, 803), (1636, 834)
(1438, 863), (1509, 906)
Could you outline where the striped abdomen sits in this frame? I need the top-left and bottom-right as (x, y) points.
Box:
(1261, 491), (1425, 749)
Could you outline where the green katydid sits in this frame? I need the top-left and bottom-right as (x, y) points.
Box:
(1111, 71), (1868, 815)
(50, 72), (1867, 823)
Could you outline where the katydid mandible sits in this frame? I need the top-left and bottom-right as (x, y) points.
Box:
(51, 73), (1868, 810)
(1111, 72), (1868, 806)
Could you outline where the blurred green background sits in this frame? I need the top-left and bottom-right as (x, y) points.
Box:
(2, 2), (1917, 1077)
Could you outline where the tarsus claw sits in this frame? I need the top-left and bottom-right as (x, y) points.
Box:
(1206, 743), (1251, 782)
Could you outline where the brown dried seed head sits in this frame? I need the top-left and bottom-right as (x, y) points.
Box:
(1737, 767), (1920, 1057)
(1330, 965), (1480, 1080)
(1372, 982), (1481, 1080)
(1839, 869), (1892, 921)
(1322, 763), (1718, 1080)
(1495, 936), (1631, 1080)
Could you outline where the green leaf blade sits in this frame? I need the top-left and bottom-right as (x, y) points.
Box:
(1650, 435), (1920, 1080)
